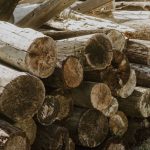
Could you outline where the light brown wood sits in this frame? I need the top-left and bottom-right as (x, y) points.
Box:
(0, 21), (57, 78)
(16, 0), (76, 28)
(0, 64), (45, 121)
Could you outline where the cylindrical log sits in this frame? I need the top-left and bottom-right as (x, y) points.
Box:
(0, 64), (45, 121)
(43, 56), (83, 88)
(118, 87), (150, 118)
(56, 33), (113, 70)
(14, 118), (37, 145)
(101, 97), (119, 117)
(84, 50), (136, 98)
(131, 63), (150, 88)
(60, 107), (109, 148)
(0, 0), (20, 21)
(37, 90), (73, 125)
(109, 111), (128, 137)
(0, 119), (30, 150)
(70, 82), (113, 112)
(124, 39), (150, 66)
(0, 21), (56, 78)
(31, 124), (70, 150)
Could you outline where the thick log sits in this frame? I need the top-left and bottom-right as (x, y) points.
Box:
(118, 87), (150, 118)
(72, 0), (113, 13)
(60, 107), (109, 148)
(37, 90), (73, 125)
(0, 21), (56, 78)
(0, 64), (45, 121)
(115, 2), (150, 11)
(70, 82), (113, 112)
(109, 111), (128, 137)
(84, 50), (136, 98)
(47, 9), (150, 40)
(43, 29), (126, 52)
(0, 0), (20, 21)
(14, 118), (37, 145)
(131, 63), (150, 88)
(43, 56), (83, 88)
(56, 33), (113, 70)
(31, 124), (70, 150)
(101, 97), (119, 117)
(125, 39), (150, 66)
(0, 119), (30, 150)
(16, 0), (76, 28)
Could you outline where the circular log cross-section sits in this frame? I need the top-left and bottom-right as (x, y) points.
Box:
(62, 56), (83, 88)
(78, 109), (108, 147)
(84, 33), (113, 70)
(37, 92), (73, 125)
(109, 111), (128, 137)
(0, 119), (30, 150)
(0, 65), (45, 122)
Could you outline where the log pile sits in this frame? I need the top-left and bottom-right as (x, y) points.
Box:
(0, 0), (149, 150)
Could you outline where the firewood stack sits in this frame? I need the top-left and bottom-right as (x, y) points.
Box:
(0, 0), (149, 150)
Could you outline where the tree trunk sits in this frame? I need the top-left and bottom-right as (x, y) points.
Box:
(131, 63), (150, 88)
(0, 119), (30, 150)
(31, 124), (70, 150)
(84, 50), (136, 98)
(109, 111), (128, 137)
(43, 56), (83, 89)
(118, 87), (150, 118)
(0, 21), (56, 78)
(0, 64), (45, 122)
(56, 33), (113, 71)
(37, 90), (73, 125)
(16, 0), (76, 28)
(125, 39), (150, 66)
(0, 0), (20, 21)
(59, 107), (109, 148)
(70, 82), (113, 112)
(14, 118), (37, 145)
(72, 0), (113, 13)
(43, 29), (126, 52)
(115, 2), (150, 11)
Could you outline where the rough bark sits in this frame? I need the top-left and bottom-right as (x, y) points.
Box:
(0, 64), (45, 122)
(31, 124), (70, 150)
(43, 56), (83, 88)
(16, 0), (76, 28)
(84, 50), (136, 98)
(56, 33), (113, 71)
(0, 21), (56, 78)
(72, 0), (113, 13)
(70, 82), (113, 112)
(133, 138), (150, 150)
(0, 119), (30, 150)
(37, 90), (73, 125)
(131, 63), (150, 88)
(115, 2), (150, 11)
(109, 111), (128, 137)
(0, 0), (20, 21)
(118, 87), (150, 118)
(19, 0), (45, 4)
(59, 107), (109, 148)
(125, 39), (150, 66)
(14, 118), (37, 145)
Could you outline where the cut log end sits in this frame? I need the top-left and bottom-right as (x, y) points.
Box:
(85, 33), (113, 70)
(139, 88), (150, 118)
(63, 56), (83, 88)
(26, 36), (57, 78)
(91, 83), (112, 111)
(37, 95), (59, 125)
(0, 75), (45, 121)
(106, 29), (126, 52)
(78, 109), (108, 148)
(109, 111), (128, 137)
